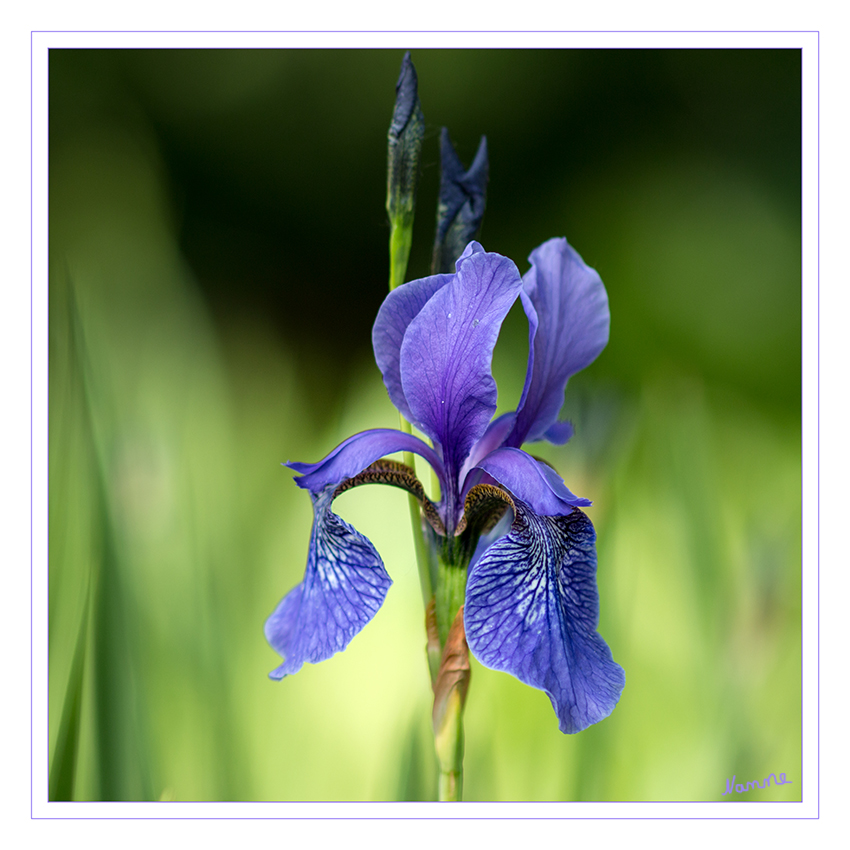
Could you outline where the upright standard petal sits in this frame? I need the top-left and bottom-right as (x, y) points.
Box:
(287, 428), (445, 494)
(265, 486), (392, 679)
(373, 243), (484, 422)
(399, 246), (523, 485)
(508, 238), (609, 447)
(464, 502), (625, 733)
(373, 273), (455, 422)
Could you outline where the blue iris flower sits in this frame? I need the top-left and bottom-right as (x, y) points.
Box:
(265, 237), (625, 734)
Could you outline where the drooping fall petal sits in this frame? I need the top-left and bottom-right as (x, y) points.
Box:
(464, 503), (624, 733)
(265, 486), (393, 679)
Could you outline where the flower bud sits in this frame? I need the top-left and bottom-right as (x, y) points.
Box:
(386, 52), (424, 289)
(432, 128), (488, 274)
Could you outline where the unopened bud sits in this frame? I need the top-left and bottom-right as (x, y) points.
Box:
(432, 128), (488, 274)
(386, 52), (424, 289)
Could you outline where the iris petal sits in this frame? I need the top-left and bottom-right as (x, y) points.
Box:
(542, 420), (575, 445)
(508, 238), (609, 446)
(458, 411), (516, 484)
(372, 273), (455, 422)
(474, 446), (590, 515)
(287, 428), (445, 494)
(372, 242), (484, 423)
(399, 246), (523, 481)
(265, 487), (392, 679)
(464, 502), (625, 733)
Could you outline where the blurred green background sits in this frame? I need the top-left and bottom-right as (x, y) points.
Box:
(48, 48), (801, 802)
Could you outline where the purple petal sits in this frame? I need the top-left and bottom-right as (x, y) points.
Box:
(459, 411), (516, 485)
(265, 487), (392, 678)
(507, 238), (609, 446)
(372, 273), (454, 422)
(542, 420), (575, 445)
(464, 503), (625, 733)
(468, 506), (513, 569)
(514, 287), (539, 416)
(372, 242), (484, 422)
(473, 446), (590, 515)
(399, 246), (523, 483)
(287, 428), (445, 494)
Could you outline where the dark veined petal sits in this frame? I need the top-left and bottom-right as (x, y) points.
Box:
(507, 238), (609, 447)
(287, 428), (445, 494)
(372, 244), (483, 423)
(473, 446), (590, 515)
(265, 486), (392, 679)
(400, 245), (523, 481)
(464, 502), (625, 733)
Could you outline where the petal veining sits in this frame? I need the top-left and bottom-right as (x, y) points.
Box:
(399, 246), (523, 482)
(464, 503), (625, 733)
(265, 487), (392, 679)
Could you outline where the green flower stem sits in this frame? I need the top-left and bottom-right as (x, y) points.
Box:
(387, 191), (436, 643)
(389, 221), (414, 293)
(431, 599), (470, 803)
(384, 65), (468, 798)
(435, 688), (464, 802)
(435, 557), (467, 648)
(398, 420), (434, 611)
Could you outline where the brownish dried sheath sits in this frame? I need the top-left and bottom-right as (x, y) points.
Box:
(425, 597), (442, 685)
(432, 606), (471, 732)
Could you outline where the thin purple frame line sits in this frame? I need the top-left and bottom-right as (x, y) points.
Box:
(43, 37), (51, 813)
(800, 41), (806, 802)
(56, 800), (798, 804)
(30, 27), (35, 822)
(30, 28), (820, 32)
(26, 46), (812, 53)
(35, 35), (813, 817)
(816, 28), (821, 821)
